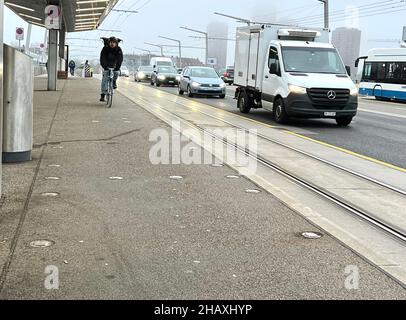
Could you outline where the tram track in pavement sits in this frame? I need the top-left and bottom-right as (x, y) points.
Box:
(125, 86), (406, 245)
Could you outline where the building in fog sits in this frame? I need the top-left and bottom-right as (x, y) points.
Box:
(207, 21), (228, 70)
(332, 27), (362, 78)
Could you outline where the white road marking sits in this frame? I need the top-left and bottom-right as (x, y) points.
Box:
(358, 108), (406, 119)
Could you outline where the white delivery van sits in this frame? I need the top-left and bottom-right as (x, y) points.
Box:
(234, 25), (358, 126)
(150, 57), (174, 68)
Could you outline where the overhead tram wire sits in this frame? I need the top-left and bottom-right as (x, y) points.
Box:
(284, 0), (399, 25)
(115, 0), (153, 29)
(97, 0), (141, 37)
(303, 5), (406, 26)
(254, 3), (322, 20)
(284, 0), (396, 24)
(298, 3), (406, 26)
(274, 4), (323, 23)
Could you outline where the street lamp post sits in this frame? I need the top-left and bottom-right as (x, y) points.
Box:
(318, 0), (329, 29)
(214, 12), (251, 25)
(180, 26), (208, 66)
(159, 35), (182, 68)
(145, 42), (164, 56)
(134, 47), (153, 65)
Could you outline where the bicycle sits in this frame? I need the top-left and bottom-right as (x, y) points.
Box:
(106, 68), (115, 108)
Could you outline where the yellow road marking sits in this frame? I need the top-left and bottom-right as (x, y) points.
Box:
(119, 78), (406, 173)
(286, 131), (406, 173)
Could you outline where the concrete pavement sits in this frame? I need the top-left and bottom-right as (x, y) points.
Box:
(0, 77), (405, 299)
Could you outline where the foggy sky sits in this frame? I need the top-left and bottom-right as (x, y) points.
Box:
(4, 0), (406, 63)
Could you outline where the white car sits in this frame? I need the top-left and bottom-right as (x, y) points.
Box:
(120, 66), (130, 77)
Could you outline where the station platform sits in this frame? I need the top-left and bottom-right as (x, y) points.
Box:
(0, 77), (405, 299)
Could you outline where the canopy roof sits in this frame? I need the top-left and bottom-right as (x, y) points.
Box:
(5, 0), (118, 32)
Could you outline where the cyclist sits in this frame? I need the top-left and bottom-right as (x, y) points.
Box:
(100, 36), (123, 102)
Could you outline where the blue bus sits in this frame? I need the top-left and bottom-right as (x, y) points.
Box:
(356, 48), (406, 102)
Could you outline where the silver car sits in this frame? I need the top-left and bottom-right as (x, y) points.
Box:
(178, 67), (226, 98)
(135, 65), (154, 82)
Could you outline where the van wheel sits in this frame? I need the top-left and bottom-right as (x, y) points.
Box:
(336, 116), (353, 127)
(219, 94), (226, 99)
(238, 90), (252, 114)
(150, 81), (154, 86)
(273, 98), (289, 123)
(178, 86), (184, 95)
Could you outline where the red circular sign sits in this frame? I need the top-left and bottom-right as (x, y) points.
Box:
(16, 28), (23, 35)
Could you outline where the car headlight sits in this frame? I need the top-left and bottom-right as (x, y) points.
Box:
(138, 72), (145, 78)
(158, 75), (166, 80)
(176, 75), (181, 81)
(220, 83), (227, 88)
(288, 84), (307, 94)
(350, 87), (359, 96)
(192, 81), (200, 88)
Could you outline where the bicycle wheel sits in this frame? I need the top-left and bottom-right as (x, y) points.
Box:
(107, 80), (113, 108)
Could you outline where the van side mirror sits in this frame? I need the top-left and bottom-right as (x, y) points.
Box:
(345, 66), (351, 76)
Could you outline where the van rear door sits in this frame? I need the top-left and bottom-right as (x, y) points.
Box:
(247, 31), (260, 88)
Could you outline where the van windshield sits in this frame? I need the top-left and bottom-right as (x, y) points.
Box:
(282, 47), (347, 74)
(156, 61), (173, 66)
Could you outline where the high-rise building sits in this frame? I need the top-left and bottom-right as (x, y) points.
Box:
(207, 21), (228, 70)
(332, 27), (362, 78)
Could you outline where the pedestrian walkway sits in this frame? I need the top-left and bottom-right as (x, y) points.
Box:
(0, 77), (404, 299)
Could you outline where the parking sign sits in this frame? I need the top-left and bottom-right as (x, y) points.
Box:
(16, 27), (24, 40)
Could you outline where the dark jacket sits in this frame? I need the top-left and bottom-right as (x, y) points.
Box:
(100, 46), (123, 71)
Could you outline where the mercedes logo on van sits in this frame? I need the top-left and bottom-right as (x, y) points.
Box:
(327, 90), (337, 100)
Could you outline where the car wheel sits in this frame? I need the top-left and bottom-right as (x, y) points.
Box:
(150, 80), (154, 86)
(219, 94), (226, 99)
(336, 116), (353, 127)
(187, 86), (194, 97)
(273, 98), (289, 123)
(178, 86), (184, 95)
(156, 82), (161, 87)
(238, 90), (252, 114)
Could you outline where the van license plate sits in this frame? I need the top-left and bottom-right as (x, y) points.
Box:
(324, 112), (336, 117)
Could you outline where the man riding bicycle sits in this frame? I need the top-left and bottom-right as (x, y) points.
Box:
(100, 36), (123, 102)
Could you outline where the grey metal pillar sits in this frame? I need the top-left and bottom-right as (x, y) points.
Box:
(59, 27), (65, 59)
(47, 29), (58, 91)
(0, 0), (4, 196)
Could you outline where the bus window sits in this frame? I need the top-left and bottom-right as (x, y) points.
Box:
(377, 63), (386, 81)
(363, 63), (372, 80)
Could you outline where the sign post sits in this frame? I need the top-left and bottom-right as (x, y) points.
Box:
(207, 57), (217, 66)
(16, 27), (24, 50)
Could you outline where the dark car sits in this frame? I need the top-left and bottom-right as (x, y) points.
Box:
(222, 66), (234, 85)
(135, 65), (154, 82)
(151, 66), (180, 87)
(178, 66), (226, 98)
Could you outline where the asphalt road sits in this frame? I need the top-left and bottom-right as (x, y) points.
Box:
(128, 79), (406, 169)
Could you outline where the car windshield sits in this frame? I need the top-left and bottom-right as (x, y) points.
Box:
(140, 66), (153, 71)
(282, 47), (347, 74)
(158, 67), (177, 73)
(191, 68), (219, 78)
